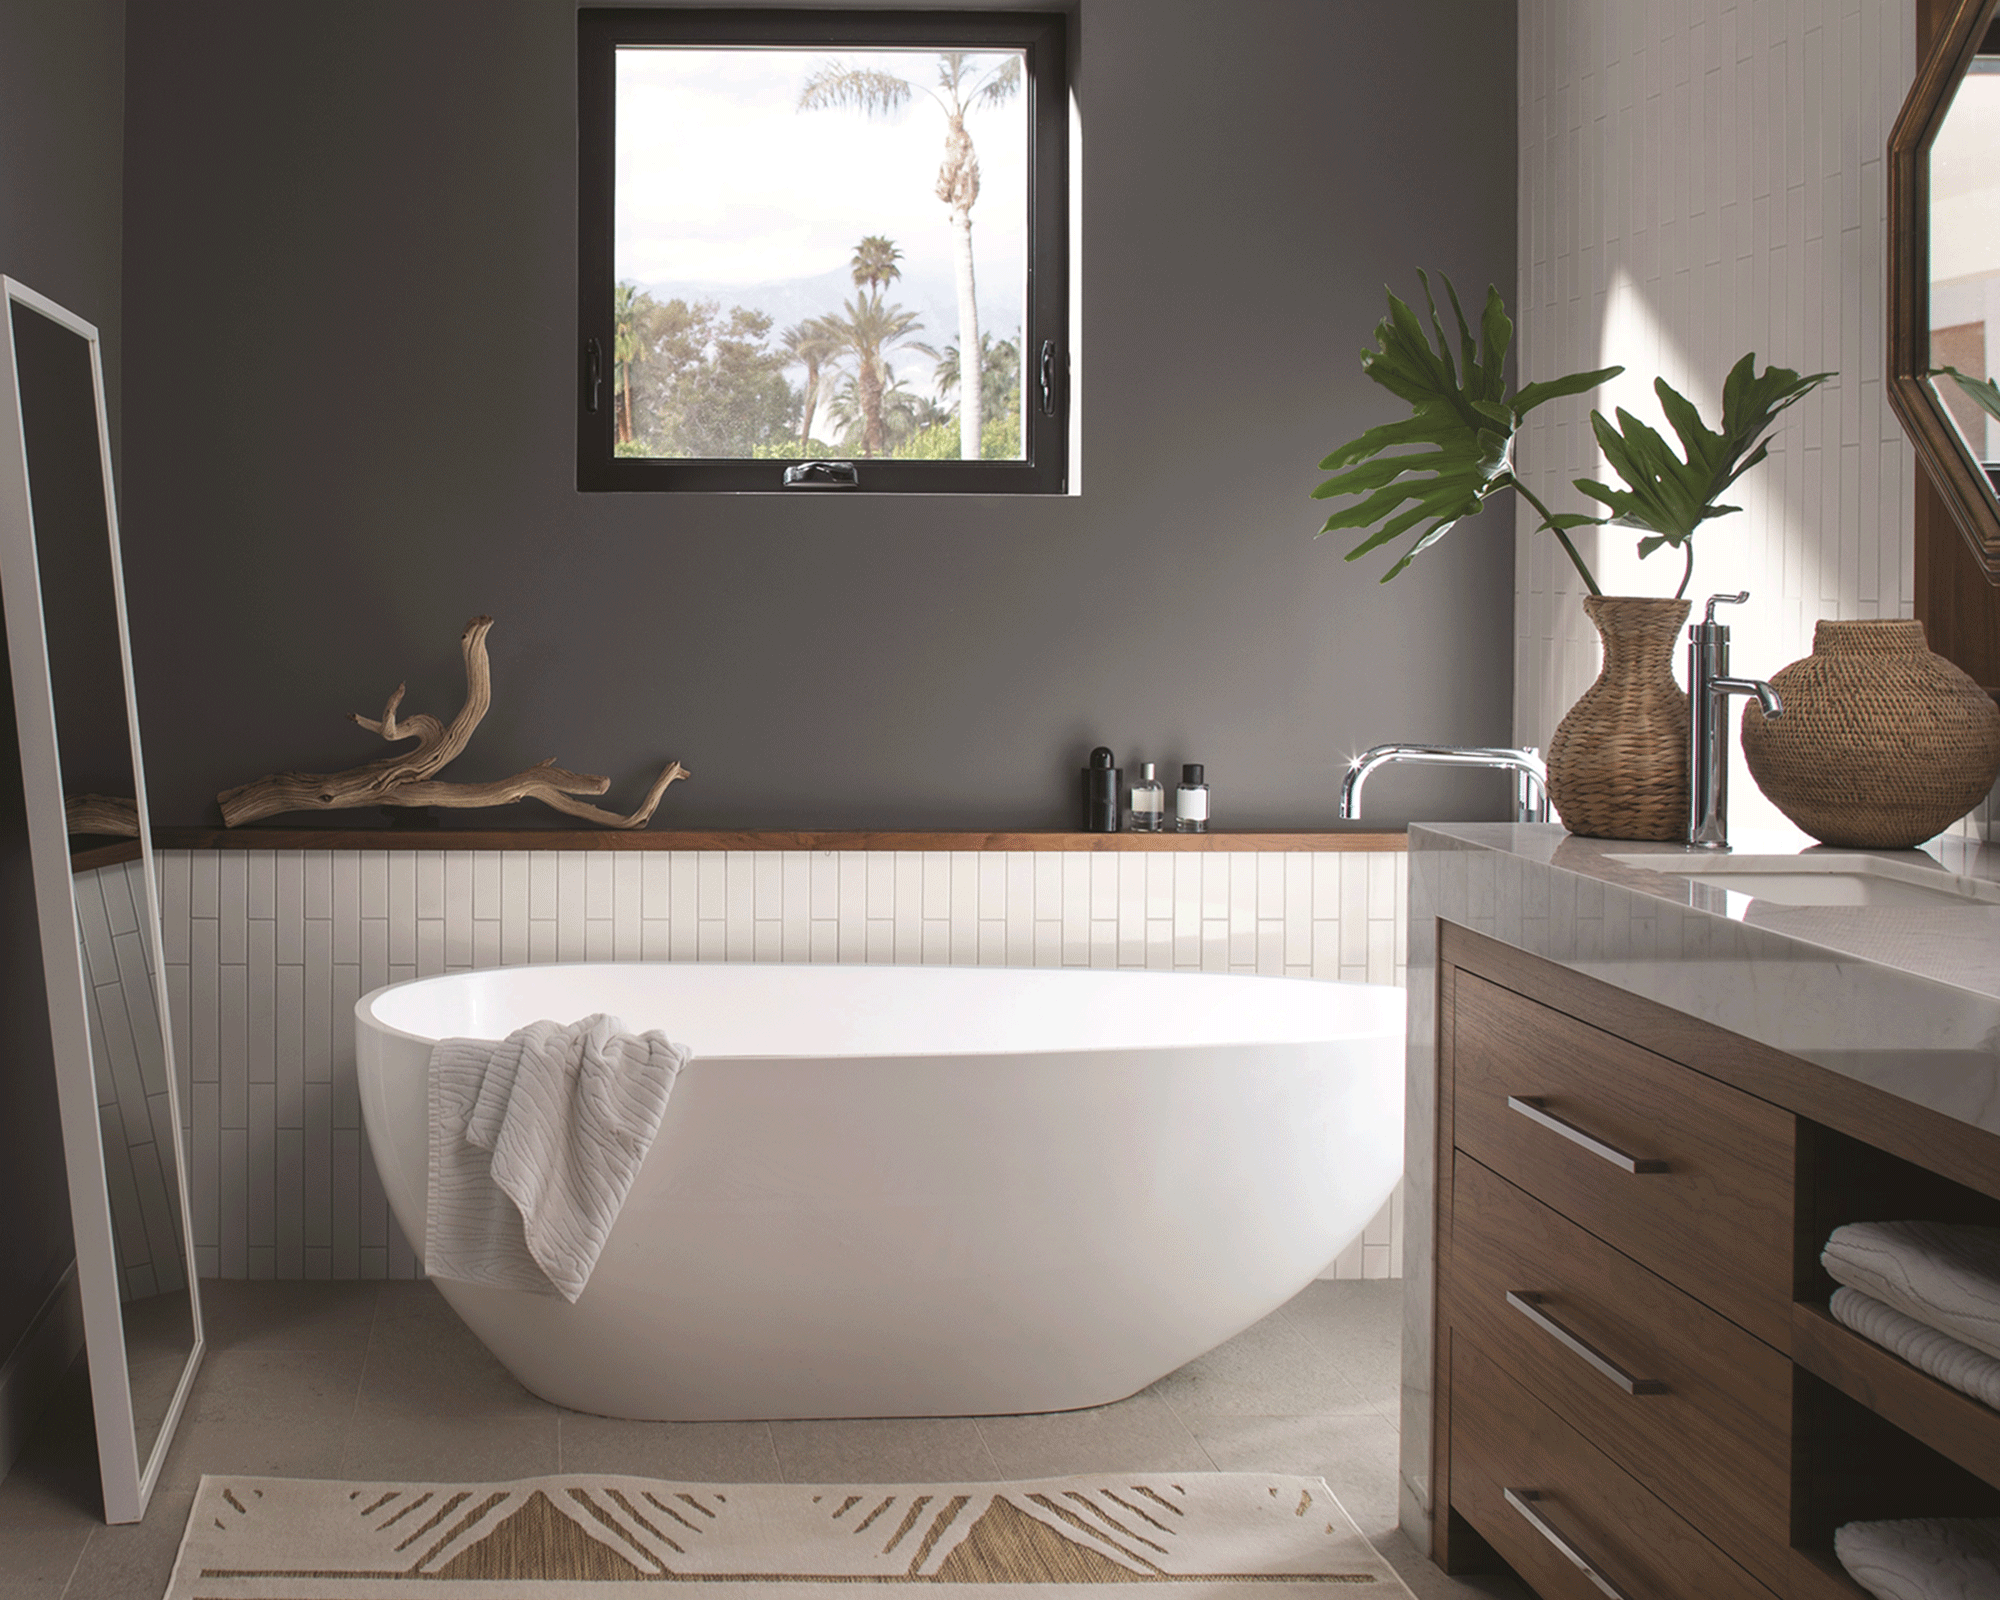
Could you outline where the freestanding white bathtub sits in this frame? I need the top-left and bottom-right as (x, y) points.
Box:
(356, 962), (1403, 1421)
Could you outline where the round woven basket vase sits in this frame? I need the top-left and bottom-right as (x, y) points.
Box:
(1546, 596), (1691, 842)
(1739, 618), (2000, 849)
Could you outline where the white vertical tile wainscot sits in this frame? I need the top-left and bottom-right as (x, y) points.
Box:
(1514, 0), (1930, 836)
(74, 858), (188, 1305)
(152, 844), (1409, 1286)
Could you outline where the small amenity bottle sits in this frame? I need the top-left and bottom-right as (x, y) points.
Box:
(1175, 764), (1210, 833)
(1128, 763), (1165, 832)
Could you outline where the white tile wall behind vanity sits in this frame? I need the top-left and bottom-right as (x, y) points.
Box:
(148, 849), (1409, 1286)
(1514, 0), (1933, 835)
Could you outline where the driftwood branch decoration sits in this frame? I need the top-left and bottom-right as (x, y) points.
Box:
(66, 794), (140, 837)
(217, 616), (689, 829)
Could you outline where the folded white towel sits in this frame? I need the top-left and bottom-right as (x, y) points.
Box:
(425, 1014), (688, 1302)
(1823, 1222), (2000, 1365)
(1836, 1517), (2000, 1600)
(1831, 1287), (2000, 1412)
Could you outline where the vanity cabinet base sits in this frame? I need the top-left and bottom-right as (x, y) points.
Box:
(1431, 922), (2000, 1599)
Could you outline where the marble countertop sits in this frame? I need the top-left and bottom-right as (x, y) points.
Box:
(1408, 821), (2000, 1138)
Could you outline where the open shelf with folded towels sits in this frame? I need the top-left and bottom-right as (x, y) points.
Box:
(1791, 1124), (2000, 1597)
(1789, 1358), (2000, 1576)
(1794, 1302), (2000, 1492)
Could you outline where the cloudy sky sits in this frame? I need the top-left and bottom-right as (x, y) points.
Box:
(615, 46), (1028, 303)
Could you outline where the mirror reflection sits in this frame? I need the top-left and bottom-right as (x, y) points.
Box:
(10, 301), (195, 1475)
(1928, 32), (2000, 500)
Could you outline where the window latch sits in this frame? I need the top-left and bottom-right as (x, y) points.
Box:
(1038, 339), (1063, 417)
(584, 339), (603, 413)
(783, 460), (859, 489)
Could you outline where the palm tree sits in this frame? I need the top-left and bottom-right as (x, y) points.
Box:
(800, 52), (1021, 461)
(613, 282), (645, 444)
(823, 293), (934, 457)
(820, 371), (867, 452)
(780, 316), (843, 451)
(851, 236), (903, 295)
(935, 330), (1023, 429)
(825, 368), (942, 456)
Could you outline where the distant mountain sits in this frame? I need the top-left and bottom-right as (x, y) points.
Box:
(635, 264), (1023, 394)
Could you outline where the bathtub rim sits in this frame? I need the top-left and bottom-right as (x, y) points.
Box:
(354, 960), (1408, 1062)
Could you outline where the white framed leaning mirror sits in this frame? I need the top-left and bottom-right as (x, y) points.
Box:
(0, 278), (201, 1523)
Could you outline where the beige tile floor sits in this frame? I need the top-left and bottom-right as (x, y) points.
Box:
(0, 1279), (1528, 1600)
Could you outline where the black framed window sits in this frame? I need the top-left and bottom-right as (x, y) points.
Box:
(577, 8), (1069, 494)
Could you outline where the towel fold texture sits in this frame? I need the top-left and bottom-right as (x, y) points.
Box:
(425, 1013), (687, 1301)
(1823, 1221), (2000, 1364)
(1835, 1517), (2000, 1600)
(1830, 1286), (2000, 1411)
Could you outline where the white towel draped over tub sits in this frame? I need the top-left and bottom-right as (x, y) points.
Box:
(425, 1014), (688, 1302)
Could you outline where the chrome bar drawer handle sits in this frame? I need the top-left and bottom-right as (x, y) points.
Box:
(1503, 1488), (1631, 1600)
(1507, 1291), (1667, 1396)
(1506, 1096), (1668, 1174)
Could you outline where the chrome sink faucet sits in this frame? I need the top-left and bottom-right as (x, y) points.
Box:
(1339, 744), (1551, 823)
(1688, 592), (1783, 850)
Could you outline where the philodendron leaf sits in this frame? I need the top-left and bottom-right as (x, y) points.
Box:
(1317, 413), (1438, 474)
(1576, 354), (1833, 556)
(1313, 271), (1623, 583)
(1512, 368), (1622, 414)
(1933, 365), (2000, 426)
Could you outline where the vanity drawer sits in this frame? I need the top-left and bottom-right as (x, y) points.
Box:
(1449, 1335), (1778, 1600)
(1447, 1152), (1791, 1592)
(1450, 968), (1794, 1347)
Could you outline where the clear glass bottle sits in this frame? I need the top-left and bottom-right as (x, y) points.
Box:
(1128, 762), (1165, 832)
(1175, 763), (1210, 833)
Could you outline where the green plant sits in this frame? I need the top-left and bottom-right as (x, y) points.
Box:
(896, 409), (1021, 461)
(1576, 354), (1833, 598)
(1316, 275), (1834, 598)
(1932, 364), (2000, 426)
(1313, 272), (1620, 587)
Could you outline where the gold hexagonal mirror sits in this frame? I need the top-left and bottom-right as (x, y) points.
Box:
(1891, 0), (2000, 582)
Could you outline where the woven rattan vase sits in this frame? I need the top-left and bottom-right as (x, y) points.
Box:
(1740, 619), (2000, 848)
(1546, 596), (1691, 841)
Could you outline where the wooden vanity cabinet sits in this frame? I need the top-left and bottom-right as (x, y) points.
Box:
(1431, 923), (2000, 1600)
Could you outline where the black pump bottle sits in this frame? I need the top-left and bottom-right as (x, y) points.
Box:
(1082, 747), (1121, 832)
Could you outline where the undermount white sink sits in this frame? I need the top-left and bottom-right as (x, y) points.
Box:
(1603, 853), (2000, 910)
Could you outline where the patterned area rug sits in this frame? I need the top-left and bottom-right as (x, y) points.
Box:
(163, 1472), (1415, 1597)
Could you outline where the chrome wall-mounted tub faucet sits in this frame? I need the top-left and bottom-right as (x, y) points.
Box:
(1688, 592), (1783, 850)
(1339, 744), (1551, 823)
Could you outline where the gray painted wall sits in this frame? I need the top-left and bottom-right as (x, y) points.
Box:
(120, 0), (1517, 832)
(0, 0), (125, 1389)
(0, 0), (125, 442)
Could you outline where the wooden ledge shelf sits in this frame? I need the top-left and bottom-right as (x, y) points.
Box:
(1792, 1299), (2000, 1493)
(150, 828), (1409, 854)
(70, 840), (143, 871)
